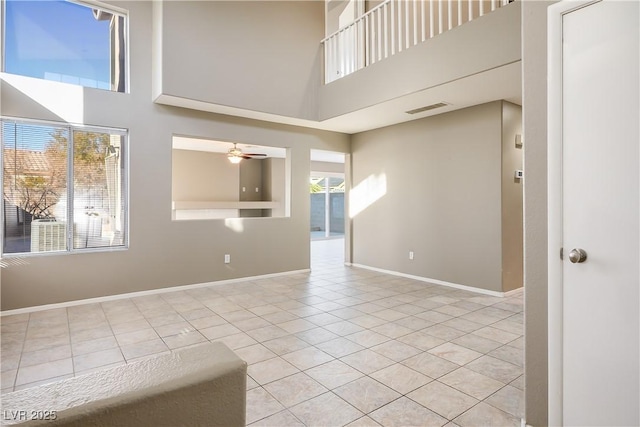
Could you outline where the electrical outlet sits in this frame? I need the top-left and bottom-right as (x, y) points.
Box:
(409, 251), (414, 260)
(224, 254), (231, 264)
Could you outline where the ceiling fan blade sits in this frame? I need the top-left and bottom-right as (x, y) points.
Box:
(244, 153), (267, 157)
(240, 155), (253, 159)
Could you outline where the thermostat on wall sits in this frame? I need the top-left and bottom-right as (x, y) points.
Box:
(515, 134), (524, 147)
(515, 170), (524, 179)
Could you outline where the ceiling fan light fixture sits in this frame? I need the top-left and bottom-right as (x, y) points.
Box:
(226, 142), (266, 163)
(228, 154), (242, 164)
(228, 143), (243, 163)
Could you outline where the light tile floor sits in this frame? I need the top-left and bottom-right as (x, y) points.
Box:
(0, 239), (523, 426)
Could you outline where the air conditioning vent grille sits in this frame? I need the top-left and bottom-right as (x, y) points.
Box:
(406, 102), (449, 115)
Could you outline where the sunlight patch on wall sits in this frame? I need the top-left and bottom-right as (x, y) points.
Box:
(349, 173), (387, 218)
(1, 74), (84, 123)
(225, 218), (245, 233)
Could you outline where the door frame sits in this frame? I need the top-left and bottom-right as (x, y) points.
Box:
(547, 1), (602, 424)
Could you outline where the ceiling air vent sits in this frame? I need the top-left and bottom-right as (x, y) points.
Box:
(406, 102), (449, 115)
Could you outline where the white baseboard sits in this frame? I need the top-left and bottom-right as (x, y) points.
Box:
(0, 269), (311, 317)
(505, 287), (524, 297)
(350, 263), (519, 297)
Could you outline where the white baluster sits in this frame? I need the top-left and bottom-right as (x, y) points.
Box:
(413, 0), (418, 45)
(430, 0), (434, 38)
(364, 15), (370, 66)
(397, 0), (402, 52)
(421, 0), (426, 42)
(384, 3), (389, 58)
(384, 0), (396, 55)
(438, 0), (443, 34)
(371, 12), (376, 64)
(405, 0), (410, 48)
(377, 9), (382, 61)
(339, 30), (345, 78)
(347, 26), (352, 76)
(353, 25), (357, 73)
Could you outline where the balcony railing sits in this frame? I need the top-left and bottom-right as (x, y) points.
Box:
(322, 0), (512, 84)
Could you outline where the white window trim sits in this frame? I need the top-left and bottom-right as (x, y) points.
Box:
(0, 116), (129, 257)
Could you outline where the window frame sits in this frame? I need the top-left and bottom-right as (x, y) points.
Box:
(1, 0), (130, 93)
(1, 116), (130, 257)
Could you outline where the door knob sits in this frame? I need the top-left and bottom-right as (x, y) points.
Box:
(568, 248), (587, 263)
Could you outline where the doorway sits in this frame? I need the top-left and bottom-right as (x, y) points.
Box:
(310, 174), (345, 240)
(310, 150), (346, 267)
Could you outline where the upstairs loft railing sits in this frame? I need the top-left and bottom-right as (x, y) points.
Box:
(322, 0), (513, 84)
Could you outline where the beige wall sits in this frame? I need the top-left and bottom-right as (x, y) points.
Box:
(522, 1), (559, 425)
(262, 158), (287, 217)
(501, 101), (523, 292)
(0, 1), (350, 310)
(172, 151), (239, 202)
(239, 160), (264, 202)
(326, 0), (357, 35)
(351, 102), (504, 292)
(156, 1), (323, 121)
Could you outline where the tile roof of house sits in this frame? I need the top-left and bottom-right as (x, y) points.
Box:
(3, 148), (52, 176)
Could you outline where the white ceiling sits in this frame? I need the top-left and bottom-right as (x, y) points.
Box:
(173, 136), (287, 158)
(310, 149), (345, 163)
(160, 61), (521, 135)
(173, 137), (346, 163)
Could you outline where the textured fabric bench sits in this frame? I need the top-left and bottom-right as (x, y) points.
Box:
(1, 342), (247, 426)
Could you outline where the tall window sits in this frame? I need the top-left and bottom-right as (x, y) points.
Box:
(1, 119), (127, 255)
(3, 0), (127, 92)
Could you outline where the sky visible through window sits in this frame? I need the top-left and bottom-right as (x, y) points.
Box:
(4, 0), (111, 89)
(2, 121), (56, 152)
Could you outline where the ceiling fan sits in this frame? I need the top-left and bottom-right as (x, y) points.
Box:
(227, 143), (267, 164)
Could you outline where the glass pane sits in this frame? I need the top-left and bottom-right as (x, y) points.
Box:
(328, 177), (344, 193)
(2, 121), (69, 253)
(3, 0), (126, 92)
(310, 178), (327, 237)
(72, 130), (125, 249)
(328, 177), (345, 235)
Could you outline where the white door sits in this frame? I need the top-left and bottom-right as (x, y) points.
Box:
(548, 0), (639, 425)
